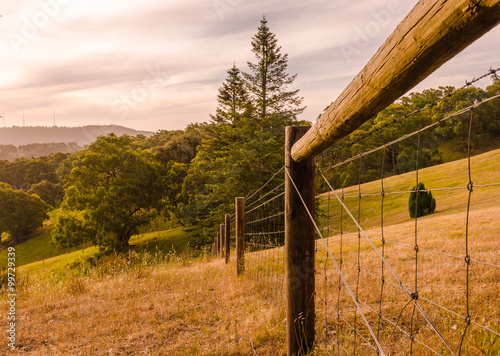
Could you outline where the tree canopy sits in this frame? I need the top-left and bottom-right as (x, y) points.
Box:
(0, 183), (49, 244)
(52, 134), (166, 250)
(244, 16), (305, 120)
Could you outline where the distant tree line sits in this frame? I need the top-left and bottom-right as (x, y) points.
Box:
(0, 142), (80, 161)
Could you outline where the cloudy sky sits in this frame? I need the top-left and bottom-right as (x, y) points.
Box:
(1, 0), (499, 132)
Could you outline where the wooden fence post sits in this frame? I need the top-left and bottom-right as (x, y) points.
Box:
(215, 233), (219, 256)
(235, 197), (245, 275)
(285, 126), (316, 356)
(220, 224), (225, 258)
(225, 214), (231, 263)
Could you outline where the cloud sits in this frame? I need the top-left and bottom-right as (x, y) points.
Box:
(0, 0), (498, 131)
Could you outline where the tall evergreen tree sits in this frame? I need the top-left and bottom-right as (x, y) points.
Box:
(211, 64), (251, 124)
(181, 17), (310, 242)
(244, 16), (305, 120)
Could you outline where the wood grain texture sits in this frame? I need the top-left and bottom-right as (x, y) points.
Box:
(291, 0), (500, 162)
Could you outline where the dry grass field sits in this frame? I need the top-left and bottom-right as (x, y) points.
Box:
(1, 252), (286, 355)
(314, 206), (500, 355)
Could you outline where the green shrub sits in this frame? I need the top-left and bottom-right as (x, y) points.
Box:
(409, 182), (436, 218)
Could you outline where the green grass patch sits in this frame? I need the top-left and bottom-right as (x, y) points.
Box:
(18, 245), (99, 274)
(0, 210), (92, 267)
(130, 226), (202, 254)
(14, 225), (199, 274)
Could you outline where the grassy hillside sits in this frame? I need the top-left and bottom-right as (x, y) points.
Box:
(0, 210), (91, 268)
(0, 206), (199, 274)
(2, 205), (498, 355)
(1, 253), (286, 355)
(318, 147), (500, 234)
(13, 227), (200, 275)
(313, 148), (500, 354)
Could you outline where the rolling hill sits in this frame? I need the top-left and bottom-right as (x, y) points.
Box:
(0, 125), (154, 147)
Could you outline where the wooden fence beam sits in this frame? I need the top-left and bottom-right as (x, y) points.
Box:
(291, 0), (500, 162)
(225, 214), (231, 264)
(285, 126), (316, 356)
(235, 197), (245, 275)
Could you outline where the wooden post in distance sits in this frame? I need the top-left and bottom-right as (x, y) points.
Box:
(235, 197), (245, 275)
(225, 214), (231, 263)
(219, 224), (225, 259)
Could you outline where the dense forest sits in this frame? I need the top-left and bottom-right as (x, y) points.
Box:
(1, 17), (499, 252)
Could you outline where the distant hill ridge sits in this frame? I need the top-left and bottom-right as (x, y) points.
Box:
(0, 125), (154, 147)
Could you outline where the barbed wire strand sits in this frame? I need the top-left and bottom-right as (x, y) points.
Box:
(245, 166), (284, 203)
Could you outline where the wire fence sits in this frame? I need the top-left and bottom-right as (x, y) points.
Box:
(311, 73), (500, 355)
(243, 167), (286, 305)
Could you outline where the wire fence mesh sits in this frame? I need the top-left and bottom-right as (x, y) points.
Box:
(312, 73), (500, 355)
(243, 168), (286, 305)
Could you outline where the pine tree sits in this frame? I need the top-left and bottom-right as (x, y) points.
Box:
(244, 16), (305, 120)
(409, 182), (436, 218)
(211, 64), (251, 124)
